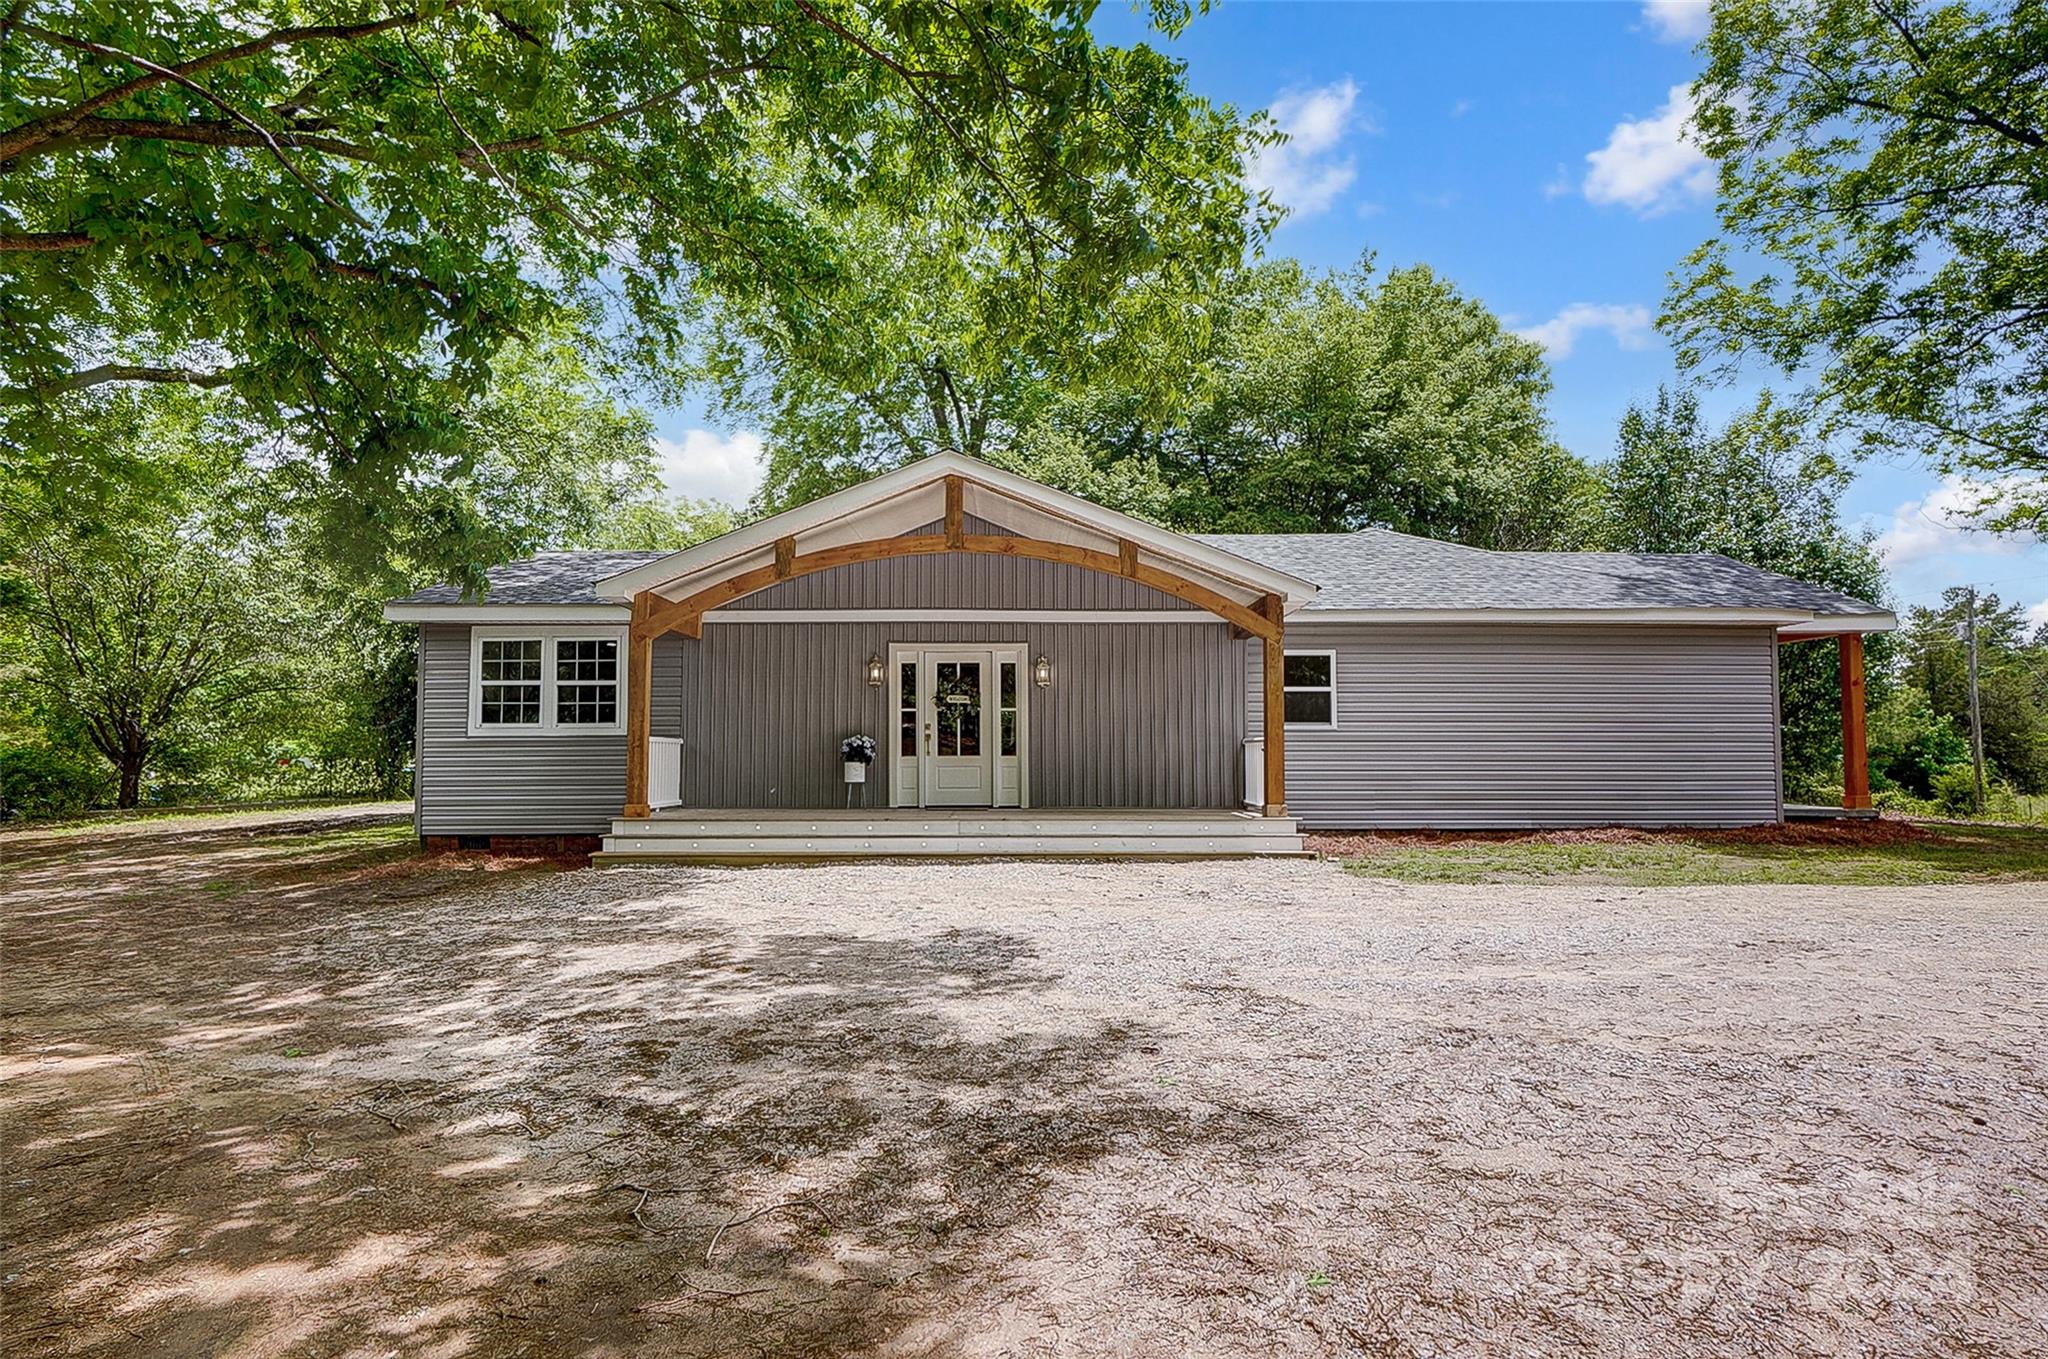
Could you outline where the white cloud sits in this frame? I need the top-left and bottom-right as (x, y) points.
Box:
(1542, 163), (1573, 200)
(1249, 78), (1367, 220)
(1514, 303), (1655, 360)
(651, 429), (764, 504)
(1450, 98), (1474, 118)
(1875, 474), (2035, 566)
(1583, 83), (1715, 215)
(2027, 598), (2048, 630)
(1640, 0), (1711, 43)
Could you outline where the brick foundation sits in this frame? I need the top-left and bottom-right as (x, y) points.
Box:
(420, 834), (602, 858)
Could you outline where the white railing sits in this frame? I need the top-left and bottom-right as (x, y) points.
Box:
(1242, 738), (1264, 810)
(648, 737), (684, 810)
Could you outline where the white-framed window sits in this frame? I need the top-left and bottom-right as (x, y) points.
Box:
(469, 627), (628, 736)
(1282, 649), (1337, 727)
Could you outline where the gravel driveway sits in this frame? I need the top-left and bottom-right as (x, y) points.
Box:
(3, 816), (2044, 1356)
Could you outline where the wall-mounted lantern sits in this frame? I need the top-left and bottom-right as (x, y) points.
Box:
(1034, 654), (1053, 688)
(866, 654), (885, 687)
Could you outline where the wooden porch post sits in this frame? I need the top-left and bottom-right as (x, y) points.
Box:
(623, 592), (654, 818)
(1838, 632), (1872, 810)
(1260, 593), (1286, 817)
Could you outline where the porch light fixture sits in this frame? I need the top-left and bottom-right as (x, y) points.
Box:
(1034, 654), (1052, 687)
(866, 654), (885, 686)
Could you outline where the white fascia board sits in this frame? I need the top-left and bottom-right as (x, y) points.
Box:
(591, 450), (1321, 607)
(1295, 607), (1816, 626)
(1775, 612), (1899, 636)
(382, 602), (632, 623)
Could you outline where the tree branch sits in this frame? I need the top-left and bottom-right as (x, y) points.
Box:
(20, 363), (238, 396)
(460, 63), (776, 158)
(0, 7), (449, 163)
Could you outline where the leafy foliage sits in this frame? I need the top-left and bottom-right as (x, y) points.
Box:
(1666, 0), (2048, 533)
(1142, 259), (1598, 546)
(2, 0), (1265, 578)
(1597, 387), (1890, 793)
(0, 335), (687, 813)
(1896, 588), (2048, 794)
(745, 255), (1600, 549)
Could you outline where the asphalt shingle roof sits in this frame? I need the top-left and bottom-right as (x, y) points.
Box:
(1194, 530), (1884, 615)
(394, 551), (667, 606)
(391, 532), (1886, 618)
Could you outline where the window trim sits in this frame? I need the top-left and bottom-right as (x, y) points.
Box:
(1281, 648), (1338, 729)
(467, 626), (629, 737)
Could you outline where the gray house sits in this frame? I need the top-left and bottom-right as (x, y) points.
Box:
(383, 452), (1894, 859)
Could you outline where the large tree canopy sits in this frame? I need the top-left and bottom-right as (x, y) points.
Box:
(1, 0), (1266, 577)
(1665, 0), (2048, 533)
(1598, 386), (1890, 793)
(741, 255), (1598, 549)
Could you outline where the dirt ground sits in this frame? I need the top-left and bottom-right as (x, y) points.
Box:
(3, 808), (2045, 1358)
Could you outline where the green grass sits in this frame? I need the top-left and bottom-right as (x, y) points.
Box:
(7, 796), (403, 837)
(1338, 823), (2048, 887)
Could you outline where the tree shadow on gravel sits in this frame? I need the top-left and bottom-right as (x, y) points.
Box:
(1, 824), (1231, 1358)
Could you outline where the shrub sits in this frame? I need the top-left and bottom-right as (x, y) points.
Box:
(1931, 765), (1985, 818)
(0, 742), (109, 819)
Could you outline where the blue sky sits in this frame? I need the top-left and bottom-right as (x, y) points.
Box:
(649, 0), (2047, 625)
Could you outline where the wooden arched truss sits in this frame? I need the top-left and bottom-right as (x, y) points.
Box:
(623, 476), (1290, 818)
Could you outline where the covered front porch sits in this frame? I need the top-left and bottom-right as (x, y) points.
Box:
(592, 453), (1317, 859)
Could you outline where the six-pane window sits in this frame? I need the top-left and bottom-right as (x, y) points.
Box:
(478, 639), (543, 726)
(555, 638), (619, 725)
(1282, 651), (1335, 726)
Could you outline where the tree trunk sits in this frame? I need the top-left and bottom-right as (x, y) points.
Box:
(116, 741), (147, 808)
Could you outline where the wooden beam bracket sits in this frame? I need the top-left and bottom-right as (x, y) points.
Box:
(943, 475), (965, 548)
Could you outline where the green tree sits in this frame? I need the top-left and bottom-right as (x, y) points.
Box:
(10, 520), (282, 807)
(2, 0), (1264, 577)
(1150, 259), (1598, 546)
(1666, 0), (2048, 533)
(1597, 387), (1891, 794)
(1866, 685), (1971, 798)
(1, 337), (701, 810)
(579, 495), (741, 551)
(1898, 590), (2048, 793)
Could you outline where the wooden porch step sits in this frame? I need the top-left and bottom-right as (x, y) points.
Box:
(596, 811), (1307, 862)
(609, 812), (1296, 839)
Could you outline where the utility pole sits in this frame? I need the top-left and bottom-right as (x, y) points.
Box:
(1963, 587), (1986, 807)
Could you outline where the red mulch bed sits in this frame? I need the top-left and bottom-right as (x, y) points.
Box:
(1308, 816), (1941, 859)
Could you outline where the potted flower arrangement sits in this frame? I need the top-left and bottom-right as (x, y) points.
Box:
(840, 734), (877, 783)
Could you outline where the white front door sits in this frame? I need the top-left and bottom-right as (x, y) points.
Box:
(920, 650), (994, 807)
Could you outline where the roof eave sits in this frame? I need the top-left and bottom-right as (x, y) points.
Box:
(381, 602), (632, 623)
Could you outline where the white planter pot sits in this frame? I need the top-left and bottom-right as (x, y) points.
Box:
(843, 761), (867, 783)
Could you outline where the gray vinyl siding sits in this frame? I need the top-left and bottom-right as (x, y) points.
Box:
(679, 622), (1241, 808)
(1249, 624), (1783, 829)
(414, 624), (684, 836)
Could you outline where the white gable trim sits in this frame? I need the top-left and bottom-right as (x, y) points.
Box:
(591, 450), (1319, 608)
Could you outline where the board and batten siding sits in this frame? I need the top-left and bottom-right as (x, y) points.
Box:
(1251, 623), (1784, 829)
(678, 621), (1242, 809)
(414, 623), (684, 835)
